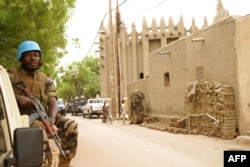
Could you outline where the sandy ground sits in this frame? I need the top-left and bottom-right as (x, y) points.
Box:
(68, 115), (249, 167)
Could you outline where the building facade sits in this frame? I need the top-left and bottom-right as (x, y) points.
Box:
(99, 0), (250, 136)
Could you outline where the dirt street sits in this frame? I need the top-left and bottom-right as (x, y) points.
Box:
(68, 115), (249, 167)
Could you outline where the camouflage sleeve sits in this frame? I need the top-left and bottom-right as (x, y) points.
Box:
(45, 77), (57, 98)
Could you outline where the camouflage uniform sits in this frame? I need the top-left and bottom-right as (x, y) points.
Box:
(8, 67), (78, 167)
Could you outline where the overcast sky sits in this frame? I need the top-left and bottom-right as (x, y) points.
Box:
(60, 0), (250, 67)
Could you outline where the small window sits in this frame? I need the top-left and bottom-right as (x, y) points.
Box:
(164, 72), (170, 87)
(196, 66), (204, 80)
(139, 73), (144, 79)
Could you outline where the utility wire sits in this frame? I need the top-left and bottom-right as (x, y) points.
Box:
(124, 0), (168, 22)
(81, 0), (167, 67)
(80, 0), (128, 67)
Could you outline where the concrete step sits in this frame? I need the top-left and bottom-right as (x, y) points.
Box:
(236, 135), (250, 146)
(245, 131), (250, 136)
(148, 114), (179, 123)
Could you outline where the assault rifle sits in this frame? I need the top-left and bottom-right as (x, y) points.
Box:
(13, 81), (68, 156)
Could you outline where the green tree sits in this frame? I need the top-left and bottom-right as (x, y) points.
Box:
(0, 0), (76, 76)
(56, 66), (76, 101)
(56, 56), (100, 100)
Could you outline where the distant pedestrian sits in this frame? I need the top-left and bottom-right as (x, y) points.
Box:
(120, 100), (127, 125)
(102, 101), (108, 123)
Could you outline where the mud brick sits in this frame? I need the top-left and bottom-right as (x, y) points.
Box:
(225, 97), (234, 101)
(221, 135), (235, 139)
(178, 128), (188, 134)
(220, 107), (235, 110)
(223, 102), (235, 106)
(218, 110), (236, 115)
(220, 126), (236, 131)
(218, 98), (229, 102)
(173, 128), (179, 134)
(222, 113), (236, 117)
(219, 91), (234, 96)
(221, 130), (236, 135)
(221, 122), (237, 126)
(222, 84), (233, 89)
(223, 117), (236, 120)
(216, 102), (224, 107)
(166, 127), (173, 132)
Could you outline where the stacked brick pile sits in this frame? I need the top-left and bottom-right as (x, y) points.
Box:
(217, 85), (237, 139)
(178, 79), (237, 139)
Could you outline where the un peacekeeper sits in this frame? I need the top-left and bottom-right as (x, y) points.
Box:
(7, 40), (78, 167)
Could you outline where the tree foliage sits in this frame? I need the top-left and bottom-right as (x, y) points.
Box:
(0, 0), (76, 76)
(0, 1), (101, 102)
(56, 56), (100, 101)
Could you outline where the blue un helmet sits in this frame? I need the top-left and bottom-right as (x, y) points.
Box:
(16, 40), (41, 61)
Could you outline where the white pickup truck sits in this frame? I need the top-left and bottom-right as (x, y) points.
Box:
(0, 65), (58, 167)
(82, 98), (104, 118)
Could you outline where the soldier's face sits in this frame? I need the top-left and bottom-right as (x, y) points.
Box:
(21, 51), (40, 72)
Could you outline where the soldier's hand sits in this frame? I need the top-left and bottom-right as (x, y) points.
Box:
(51, 124), (59, 132)
(15, 95), (36, 109)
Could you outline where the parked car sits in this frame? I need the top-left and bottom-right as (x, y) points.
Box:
(71, 97), (87, 116)
(82, 98), (104, 118)
(57, 98), (66, 116)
